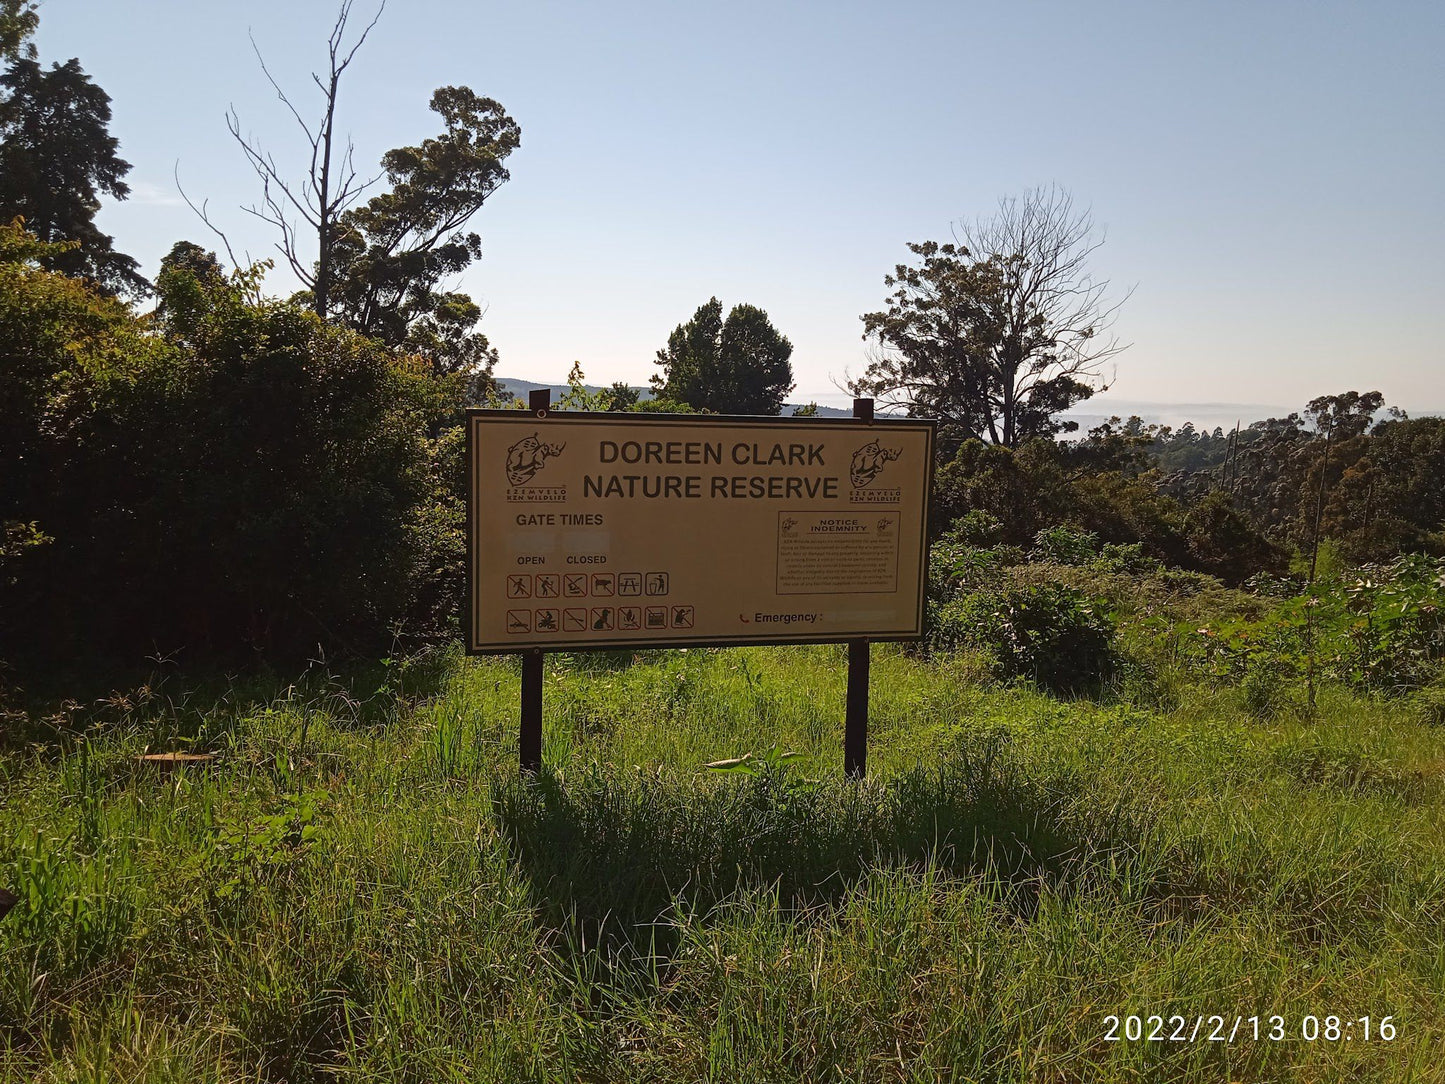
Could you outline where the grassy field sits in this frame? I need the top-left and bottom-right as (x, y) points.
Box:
(3, 638), (1444, 1082)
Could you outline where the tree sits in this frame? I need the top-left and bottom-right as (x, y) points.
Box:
(1302, 390), (1387, 439)
(222, 1), (385, 320)
(0, 0), (37, 62)
(856, 186), (1126, 447)
(0, 48), (146, 294)
(1, 231), (466, 664)
(222, 5), (518, 392)
(325, 84), (519, 373)
(653, 297), (794, 415)
(604, 381), (641, 411)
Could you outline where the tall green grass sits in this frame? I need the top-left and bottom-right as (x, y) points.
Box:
(3, 643), (1444, 1081)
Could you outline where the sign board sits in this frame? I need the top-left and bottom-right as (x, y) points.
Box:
(466, 411), (934, 653)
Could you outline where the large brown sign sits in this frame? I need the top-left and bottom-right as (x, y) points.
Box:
(466, 410), (934, 653)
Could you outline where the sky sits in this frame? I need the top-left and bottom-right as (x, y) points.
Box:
(31, 0), (1445, 413)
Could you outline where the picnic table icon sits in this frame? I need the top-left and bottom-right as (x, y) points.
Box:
(618, 573), (643, 596)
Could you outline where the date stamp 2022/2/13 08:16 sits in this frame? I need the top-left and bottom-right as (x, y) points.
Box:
(1102, 1014), (1398, 1044)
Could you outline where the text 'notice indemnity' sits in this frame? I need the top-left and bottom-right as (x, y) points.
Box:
(776, 512), (900, 594)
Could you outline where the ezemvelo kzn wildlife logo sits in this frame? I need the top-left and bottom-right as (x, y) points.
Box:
(849, 441), (901, 489)
(505, 433), (566, 486)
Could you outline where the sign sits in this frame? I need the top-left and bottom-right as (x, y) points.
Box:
(466, 411), (934, 653)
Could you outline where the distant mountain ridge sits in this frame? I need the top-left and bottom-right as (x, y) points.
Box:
(494, 378), (853, 417)
(494, 380), (1440, 429)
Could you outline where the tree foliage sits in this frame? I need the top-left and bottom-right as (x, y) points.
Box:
(932, 431), (1287, 584)
(328, 84), (519, 381)
(0, 0), (37, 61)
(653, 297), (794, 415)
(0, 227), (467, 664)
(857, 187), (1125, 448)
(0, 48), (145, 294)
(1077, 391), (1443, 566)
(0, 222), (152, 585)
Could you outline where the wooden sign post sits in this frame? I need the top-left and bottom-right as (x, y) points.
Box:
(467, 391), (933, 779)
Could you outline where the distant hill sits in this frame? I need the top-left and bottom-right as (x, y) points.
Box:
(495, 382), (1440, 429)
(494, 378), (852, 417)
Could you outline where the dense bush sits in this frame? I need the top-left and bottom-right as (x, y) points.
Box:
(1193, 555), (1445, 695)
(1029, 525), (1101, 565)
(0, 231), (467, 666)
(933, 583), (1116, 695)
(933, 437), (1285, 584)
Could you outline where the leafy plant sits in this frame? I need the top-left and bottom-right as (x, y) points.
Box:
(1030, 525), (1101, 565)
(205, 788), (329, 901)
(934, 583), (1116, 695)
(1192, 555), (1445, 694)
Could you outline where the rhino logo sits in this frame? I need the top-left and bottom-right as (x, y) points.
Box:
(506, 433), (566, 486)
(849, 441), (901, 488)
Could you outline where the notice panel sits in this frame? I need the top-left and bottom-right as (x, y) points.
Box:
(466, 411), (933, 652)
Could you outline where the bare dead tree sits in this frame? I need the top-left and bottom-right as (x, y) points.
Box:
(226, 1), (385, 319)
(950, 186), (1131, 445)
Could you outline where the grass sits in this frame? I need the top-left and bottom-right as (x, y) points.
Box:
(2, 642), (1444, 1081)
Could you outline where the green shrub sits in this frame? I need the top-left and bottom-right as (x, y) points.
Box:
(949, 509), (1005, 546)
(933, 583), (1116, 695)
(1030, 525), (1101, 565)
(1183, 490), (1290, 583)
(1193, 555), (1445, 694)
(0, 239), (467, 665)
(928, 519), (1025, 603)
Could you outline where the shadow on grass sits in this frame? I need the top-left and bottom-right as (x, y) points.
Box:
(491, 738), (1177, 970)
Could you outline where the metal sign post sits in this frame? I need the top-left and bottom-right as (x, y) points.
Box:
(466, 391), (933, 778)
(845, 397), (873, 778)
(519, 389), (551, 773)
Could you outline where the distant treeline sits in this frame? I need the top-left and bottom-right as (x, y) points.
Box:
(927, 392), (1443, 587)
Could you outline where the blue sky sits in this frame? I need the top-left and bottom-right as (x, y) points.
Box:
(33, 0), (1445, 411)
